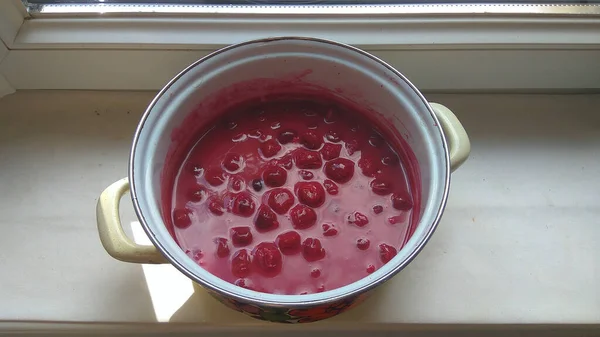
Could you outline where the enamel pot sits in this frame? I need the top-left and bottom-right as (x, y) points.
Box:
(96, 37), (470, 323)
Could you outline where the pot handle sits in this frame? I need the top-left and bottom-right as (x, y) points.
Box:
(429, 103), (471, 172)
(96, 178), (168, 264)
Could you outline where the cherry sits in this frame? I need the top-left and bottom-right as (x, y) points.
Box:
(223, 153), (243, 172)
(301, 130), (323, 150)
(248, 129), (265, 140)
(322, 223), (338, 237)
(323, 179), (339, 195)
(290, 204), (317, 230)
(234, 278), (254, 290)
(325, 129), (341, 142)
(230, 192), (256, 217)
(295, 181), (326, 208)
(382, 154), (399, 166)
(294, 149), (322, 169)
(391, 192), (413, 211)
(230, 226), (253, 247)
(347, 211), (369, 227)
(231, 249), (251, 278)
(317, 285), (326, 293)
(303, 107), (317, 117)
(251, 179), (263, 192)
(254, 205), (279, 232)
(366, 264), (376, 274)
(368, 134), (384, 148)
(260, 139), (282, 158)
(191, 249), (204, 263)
(324, 109), (337, 124)
(387, 215), (403, 225)
(262, 165), (287, 187)
(229, 176), (244, 192)
(345, 139), (360, 155)
(189, 163), (204, 177)
(267, 188), (294, 214)
(371, 178), (393, 195)
(232, 132), (246, 142)
(356, 238), (370, 250)
(310, 268), (321, 278)
(189, 185), (208, 203)
(302, 238), (325, 262)
(299, 170), (314, 180)
(279, 154), (294, 170)
(252, 242), (283, 277)
(324, 158), (355, 184)
(214, 237), (230, 258)
(278, 130), (297, 144)
(276, 231), (301, 255)
(207, 196), (224, 216)
(358, 156), (379, 177)
(205, 167), (226, 186)
(372, 205), (384, 214)
(320, 143), (342, 161)
(379, 243), (397, 263)
(172, 208), (192, 229)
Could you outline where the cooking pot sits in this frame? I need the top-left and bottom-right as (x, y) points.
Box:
(96, 37), (470, 323)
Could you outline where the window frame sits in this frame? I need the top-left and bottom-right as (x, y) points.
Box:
(1, 1), (600, 97)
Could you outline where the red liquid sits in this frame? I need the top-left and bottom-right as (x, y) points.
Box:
(168, 97), (418, 295)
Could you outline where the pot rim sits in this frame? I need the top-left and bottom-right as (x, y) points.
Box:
(129, 36), (451, 307)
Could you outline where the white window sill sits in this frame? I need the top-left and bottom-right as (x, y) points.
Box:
(0, 90), (598, 329)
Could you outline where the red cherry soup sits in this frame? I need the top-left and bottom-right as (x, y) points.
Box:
(168, 98), (418, 295)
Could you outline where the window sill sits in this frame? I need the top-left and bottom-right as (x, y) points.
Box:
(0, 90), (598, 326)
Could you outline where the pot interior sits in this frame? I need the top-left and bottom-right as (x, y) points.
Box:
(131, 37), (449, 305)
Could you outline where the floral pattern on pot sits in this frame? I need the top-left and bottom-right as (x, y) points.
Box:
(206, 288), (369, 323)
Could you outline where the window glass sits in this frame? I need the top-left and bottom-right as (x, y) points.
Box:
(24, 0), (599, 15)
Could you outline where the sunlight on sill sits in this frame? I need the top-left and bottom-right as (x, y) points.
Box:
(130, 221), (194, 322)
